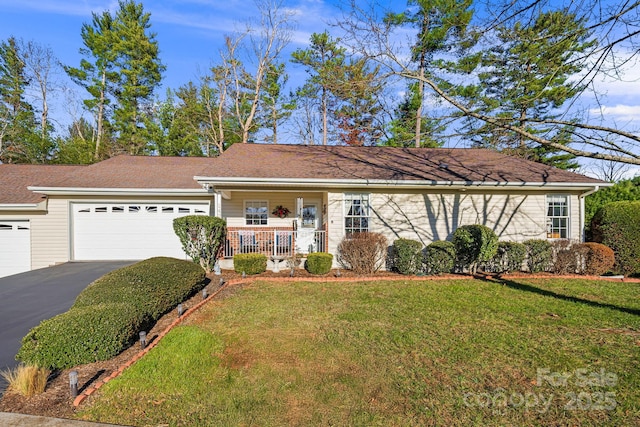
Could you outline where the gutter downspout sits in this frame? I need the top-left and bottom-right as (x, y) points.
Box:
(579, 185), (600, 242)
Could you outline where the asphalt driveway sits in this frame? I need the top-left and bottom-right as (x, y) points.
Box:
(0, 261), (134, 395)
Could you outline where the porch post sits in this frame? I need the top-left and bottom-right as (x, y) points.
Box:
(214, 192), (222, 217)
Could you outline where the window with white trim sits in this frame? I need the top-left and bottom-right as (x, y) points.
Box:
(245, 200), (268, 225)
(344, 193), (370, 235)
(546, 194), (569, 239)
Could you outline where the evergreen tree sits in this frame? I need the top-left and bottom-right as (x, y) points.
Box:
(261, 62), (295, 144)
(66, 1), (164, 158)
(385, 0), (473, 147)
(333, 57), (384, 146)
(291, 31), (346, 145)
(65, 10), (118, 160)
(461, 10), (595, 169)
(386, 81), (442, 147)
(110, 0), (165, 155)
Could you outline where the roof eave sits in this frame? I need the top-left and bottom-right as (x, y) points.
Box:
(194, 176), (610, 191)
(27, 186), (211, 197)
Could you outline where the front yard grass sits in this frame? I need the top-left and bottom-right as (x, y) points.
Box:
(77, 278), (640, 426)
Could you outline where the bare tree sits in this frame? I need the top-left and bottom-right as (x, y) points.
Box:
(19, 40), (61, 141)
(225, 0), (295, 144)
(337, 0), (640, 165)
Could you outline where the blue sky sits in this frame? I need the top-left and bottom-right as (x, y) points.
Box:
(0, 0), (363, 91)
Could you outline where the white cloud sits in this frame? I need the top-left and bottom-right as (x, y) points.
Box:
(588, 104), (640, 123)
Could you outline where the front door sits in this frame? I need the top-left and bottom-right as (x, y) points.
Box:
(302, 203), (318, 228)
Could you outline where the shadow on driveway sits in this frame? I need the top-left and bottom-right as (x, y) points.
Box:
(0, 261), (134, 395)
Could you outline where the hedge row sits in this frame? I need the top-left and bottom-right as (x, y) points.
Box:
(17, 257), (205, 369)
(391, 229), (616, 277)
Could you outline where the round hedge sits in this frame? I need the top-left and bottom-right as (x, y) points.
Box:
(305, 252), (333, 275)
(391, 238), (424, 275)
(582, 242), (616, 276)
(453, 225), (499, 273)
(425, 240), (456, 275)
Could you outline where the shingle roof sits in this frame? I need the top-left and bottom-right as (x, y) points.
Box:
(38, 155), (214, 189)
(2, 144), (605, 204)
(0, 164), (83, 204)
(198, 144), (605, 184)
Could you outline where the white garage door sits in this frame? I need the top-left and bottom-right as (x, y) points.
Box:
(72, 203), (210, 261)
(0, 221), (31, 278)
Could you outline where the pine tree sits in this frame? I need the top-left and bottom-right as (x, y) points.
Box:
(111, 0), (165, 155)
(291, 31), (346, 145)
(385, 0), (473, 147)
(462, 10), (595, 169)
(386, 82), (442, 147)
(65, 10), (118, 160)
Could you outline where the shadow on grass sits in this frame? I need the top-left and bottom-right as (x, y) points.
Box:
(485, 277), (640, 317)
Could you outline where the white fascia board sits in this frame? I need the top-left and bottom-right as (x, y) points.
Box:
(27, 186), (210, 197)
(0, 203), (42, 211)
(194, 176), (610, 192)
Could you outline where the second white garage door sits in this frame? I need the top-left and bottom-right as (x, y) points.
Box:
(72, 203), (210, 261)
(0, 220), (31, 278)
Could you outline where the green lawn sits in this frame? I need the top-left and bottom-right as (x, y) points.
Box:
(76, 278), (640, 426)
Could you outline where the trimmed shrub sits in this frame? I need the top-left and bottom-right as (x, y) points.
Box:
(17, 257), (205, 370)
(551, 240), (590, 275)
(484, 241), (526, 273)
(73, 257), (206, 320)
(17, 303), (146, 369)
(234, 253), (267, 275)
(173, 215), (227, 274)
(337, 232), (388, 274)
(524, 239), (553, 273)
(424, 240), (456, 275)
(591, 201), (640, 275)
(391, 238), (424, 275)
(305, 252), (333, 275)
(452, 225), (499, 273)
(582, 242), (616, 276)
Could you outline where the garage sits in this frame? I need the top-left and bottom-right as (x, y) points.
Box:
(0, 220), (31, 278)
(72, 202), (210, 261)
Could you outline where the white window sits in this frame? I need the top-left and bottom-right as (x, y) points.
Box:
(546, 195), (569, 239)
(344, 194), (370, 235)
(245, 201), (268, 225)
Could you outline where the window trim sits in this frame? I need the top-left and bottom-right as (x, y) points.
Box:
(546, 194), (570, 239)
(244, 200), (269, 226)
(344, 193), (370, 235)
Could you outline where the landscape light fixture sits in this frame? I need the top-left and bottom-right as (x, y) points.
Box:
(336, 268), (341, 277)
(69, 370), (79, 397)
(139, 331), (147, 349)
(202, 288), (208, 299)
(290, 268), (295, 277)
(219, 277), (224, 287)
(242, 271), (246, 279)
(177, 303), (184, 317)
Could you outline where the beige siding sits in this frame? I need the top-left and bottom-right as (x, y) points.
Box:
(325, 190), (585, 257)
(31, 197), (70, 269)
(222, 191), (324, 228)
